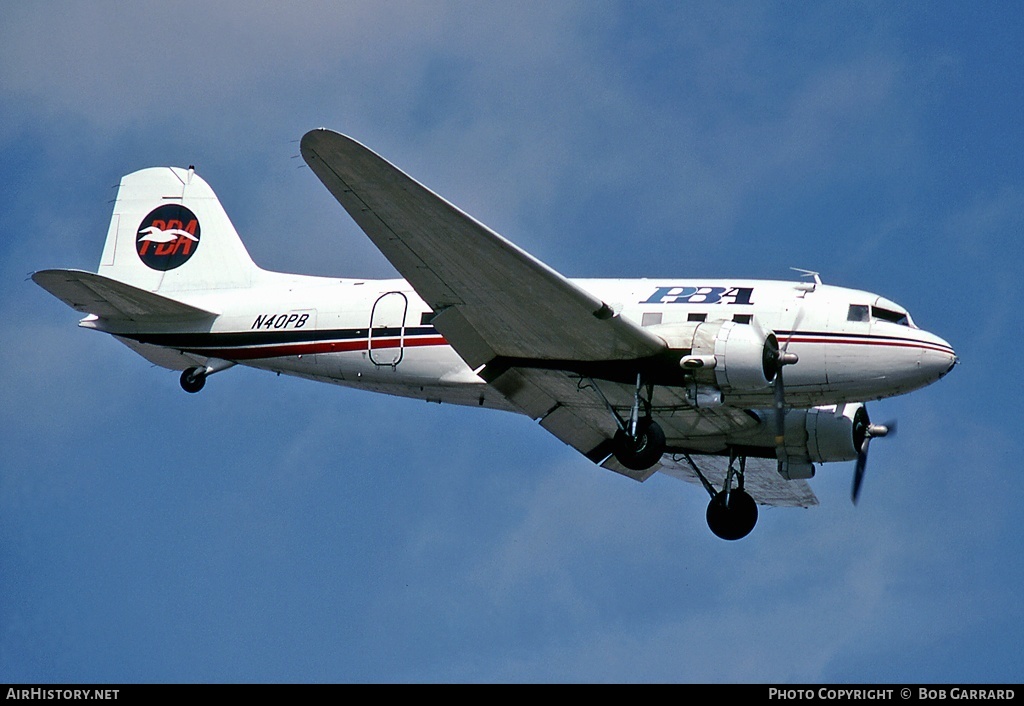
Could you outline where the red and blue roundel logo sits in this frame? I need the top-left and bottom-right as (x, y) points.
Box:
(136, 205), (201, 271)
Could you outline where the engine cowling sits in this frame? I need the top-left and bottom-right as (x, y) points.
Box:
(710, 320), (779, 393)
(770, 403), (865, 479)
(658, 320), (779, 394)
(803, 404), (864, 464)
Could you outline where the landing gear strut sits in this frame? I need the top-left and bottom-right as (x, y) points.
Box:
(684, 452), (758, 540)
(590, 373), (666, 471)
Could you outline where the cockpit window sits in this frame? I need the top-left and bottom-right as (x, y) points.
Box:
(847, 304), (869, 322)
(872, 306), (910, 326)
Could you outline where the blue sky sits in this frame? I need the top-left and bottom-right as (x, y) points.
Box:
(1, 1), (1021, 683)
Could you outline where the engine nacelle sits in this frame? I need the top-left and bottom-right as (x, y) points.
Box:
(651, 317), (778, 397)
(709, 321), (778, 393)
(655, 320), (778, 394)
(770, 404), (866, 479)
(804, 404), (863, 463)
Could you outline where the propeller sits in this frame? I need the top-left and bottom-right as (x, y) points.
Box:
(750, 282), (808, 473)
(764, 308), (802, 469)
(769, 340), (800, 436)
(851, 409), (897, 504)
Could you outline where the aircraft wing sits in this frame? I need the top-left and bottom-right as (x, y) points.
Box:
(300, 129), (667, 369)
(301, 130), (812, 507)
(479, 365), (816, 506)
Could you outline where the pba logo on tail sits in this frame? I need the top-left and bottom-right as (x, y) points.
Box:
(136, 205), (201, 271)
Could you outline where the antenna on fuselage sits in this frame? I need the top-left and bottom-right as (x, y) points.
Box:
(790, 268), (822, 288)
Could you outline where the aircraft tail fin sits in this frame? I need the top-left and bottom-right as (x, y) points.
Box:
(96, 166), (260, 293)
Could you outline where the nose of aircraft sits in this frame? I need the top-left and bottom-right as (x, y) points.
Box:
(919, 330), (958, 383)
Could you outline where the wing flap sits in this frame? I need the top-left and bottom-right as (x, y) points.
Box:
(300, 129), (666, 366)
(33, 269), (217, 321)
(430, 306), (497, 371)
(600, 455), (660, 482)
(486, 367), (561, 420)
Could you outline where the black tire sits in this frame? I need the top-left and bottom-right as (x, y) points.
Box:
(706, 489), (758, 541)
(613, 418), (666, 471)
(180, 367), (206, 394)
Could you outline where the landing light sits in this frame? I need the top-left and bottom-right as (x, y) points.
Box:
(680, 354), (716, 370)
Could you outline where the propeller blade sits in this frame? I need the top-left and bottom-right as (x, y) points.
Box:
(770, 348), (798, 445)
(850, 418), (896, 505)
(765, 300), (804, 474)
(773, 366), (786, 443)
(781, 305), (805, 354)
(852, 437), (870, 505)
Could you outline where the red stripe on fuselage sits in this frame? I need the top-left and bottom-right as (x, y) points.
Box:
(186, 335), (449, 361)
(784, 335), (953, 355)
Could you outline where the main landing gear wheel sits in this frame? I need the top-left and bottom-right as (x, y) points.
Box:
(179, 366), (207, 394)
(706, 489), (758, 541)
(681, 453), (759, 540)
(613, 418), (666, 471)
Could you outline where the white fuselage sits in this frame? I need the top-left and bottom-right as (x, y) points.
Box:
(95, 272), (957, 415)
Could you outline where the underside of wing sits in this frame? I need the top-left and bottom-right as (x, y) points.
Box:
(33, 269), (217, 321)
(657, 454), (819, 507)
(485, 365), (766, 475)
(300, 129), (667, 370)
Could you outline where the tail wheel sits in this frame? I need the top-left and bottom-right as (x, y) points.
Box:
(180, 367), (206, 393)
(612, 418), (666, 471)
(706, 489), (758, 541)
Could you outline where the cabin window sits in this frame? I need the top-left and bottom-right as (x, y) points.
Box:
(420, 311), (436, 325)
(641, 312), (663, 327)
(688, 313), (707, 322)
(732, 314), (752, 324)
(847, 304), (869, 322)
(872, 306), (910, 326)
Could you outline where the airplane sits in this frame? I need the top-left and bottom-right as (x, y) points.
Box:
(33, 128), (958, 540)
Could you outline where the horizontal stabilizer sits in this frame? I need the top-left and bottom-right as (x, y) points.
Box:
(32, 269), (217, 321)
